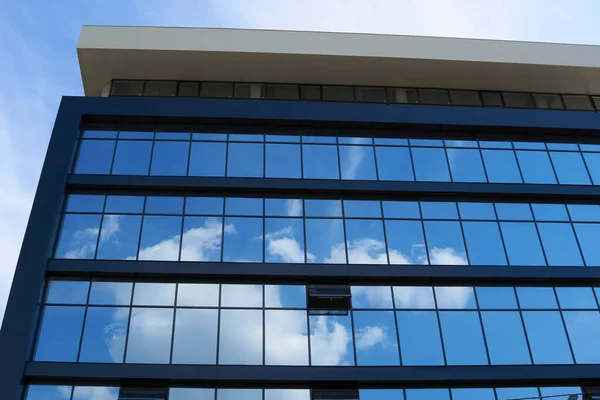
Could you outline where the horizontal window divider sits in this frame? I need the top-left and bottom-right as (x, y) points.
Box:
(47, 260), (600, 285)
(67, 175), (600, 202)
(24, 362), (600, 387)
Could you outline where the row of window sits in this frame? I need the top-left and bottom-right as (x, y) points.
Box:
(35, 280), (600, 366)
(109, 79), (600, 112)
(74, 133), (600, 185)
(56, 195), (600, 266)
(25, 385), (587, 400)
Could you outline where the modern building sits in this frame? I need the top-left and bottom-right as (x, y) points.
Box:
(4, 25), (600, 400)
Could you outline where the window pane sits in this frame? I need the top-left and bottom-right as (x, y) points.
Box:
(305, 199), (342, 217)
(387, 88), (418, 104)
(447, 149), (487, 182)
(517, 287), (558, 309)
(563, 311), (600, 363)
(583, 152), (600, 184)
(393, 287), (435, 309)
(532, 203), (568, 221)
(66, 194), (105, 212)
(382, 201), (420, 218)
(105, 196), (144, 213)
(266, 134), (300, 143)
(406, 389), (450, 400)
(265, 310), (308, 365)
(458, 202), (496, 220)
(112, 141), (152, 175)
(79, 307), (128, 363)
(55, 214), (101, 259)
(145, 196), (184, 214)
(119, 131), (153, 139)
(343, 200), (381, 218)
(75, 140), (115, 174)
(138, 216), (182, 261)
(173, 309), (218, 364)
(563, 95), (594, 110)
(219, 310), (262, 364)
(451, 389), (495, 400)
(264, 218), (305, 263)
(503, 92), (534, 108)
(516, 151), (557, 184)
(302, 145), (339, 179)
(266, 198), (303, 217)
(227, 143), (263, 177)
(233, 83), (265, 99)
(126, 308), (173, 364)
(222, 217), (263, 262)
(500, 222), (545, 265)
(345, 219), (387, 264)
(537, 223), (583, 266)
(200, 82), (233, 98)
(355, 87), (386, 103)
(89, 282), (132, 306)
(412, 148), (450, 181)
(481, 91), (503, 107)
(351, 286), (393, 309)
(26, 386), (72, 400)
(221, 284), (262, 308)
(496, 388), (539, 400)
(225, 197), (262, 216)
(265, 285), (306, 308)
(110, 80), (143, 96)
(193, 132), (227, 141)
(266, 390), (311, 400)
(150, 141), (189, 176)
(143, 81), (176, 96)
(568, 204), (600, 222)
(310, 315), (354, 365)
(556, 287), (597, 309)
(481, 149), (522, 183)
(360, 390), (404, 400)
(300, 85), (321, 100)
(34, 306), (84, 361)
(421, 202), (458, 219)
(218, 389), (262, 400)
(397, 311), (444, 365)
(177, 283), (219, 307)
(550, 152), (591, 185)
(177, 82), (199, 97)
(533, 93), (564, 109)
(266, 84), (299, 100)
(185, 197), (224, 215)
(450, 90), (482, 106)
(462, 222), (507, 265)
(434, 287), (476, 309)
(266, 144), (301, 178)
(322, 85), (354, 102)
(496, 203), (533, 220)
(476, 287), (517, 309)
(523, 311), (573, 364)
(180, 217), (223, 262)
(375, 146), (414, 181)
(188, 142), (226, 176)
(96, 215), (142, 260)
(354, 311), (399, 365)
(440, 311), (488, 365)
(424, 221), (468, 265)
(419, 89), (450, 105)
(133, 282), (175, 306)
(339, 145), (377, 180)
(539, 387), (582, 400)
(574, 223), (600, 266)
(306, 219), (346, 263)
(482, 311), (531, 364)
(170, 389), (214, 400)
(46, 280), (89, 304)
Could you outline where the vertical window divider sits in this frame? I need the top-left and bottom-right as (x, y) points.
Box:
(530, 204), (550, 267)
(262, 198), (266, 263)
(169, 283), (178, 364)
(579, 143), (596, 185)
(92, 196), (108, 260)
(224, 133), (230, 177)
(552, 287), (577, 364)
(75, 281), (92, 362)
(431, 285), (448, 366)
(215, 284), (222, 365)
(220, 197), (227, 263)
(545, 143), (562, 184)
(476, 141), (491, 183)
(565, 201), (588, 267)
(262, 132), (267, 179)
(442, 143), (455, 182)
(262, 284), (266, 366)
(134, 197), (148, 261)
(302, 199), (308, 265)
(417, 202), (431, 265)
(146, 131), (157, 176)
(389, 285), (403, 366)
(185, 130), (193, 177)
(512, 286), (535, 365)
(349, 308), (358, 366)
(122, 281), (136, 363)
(335, 136), (343, 181)
(457, 209), (472, 267)
(108, 132), (119, 175)
(472, 286), (491, 366)
(299, 135), (306, 179)
(512, 143), (527, 184)
(492, 203), (512, 266)
(379, 200), (390, 265)
(340, 199), (350, 265)
(177, 198), (186, 262)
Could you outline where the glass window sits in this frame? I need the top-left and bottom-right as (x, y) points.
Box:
(177, 82), (199, 97)
(138, 216), (182, 261)
(345, 219), (387, 264)
(177, 283), (219, 307)
(155, 131), (193, 141)
(305, 199), (342, 217)
(265, 198), (303, 217)
(185, 197), (224, 215)
(143, 81), (176, 96)
(382, 201), (420, 219)
(266, 390), (310, 400)
(410, 138), (443, 147)
(225, 197), (262, 216)
(421, 202), (458, 219)
(532, 204), (569, 221)
(110, 80), (143, 96)
(145, 196), (184, 214)
(227, 143), (263, 177)
(119, 131), (153, 139)
(220, 285), (261, 309)
(449, 90), (482, 106)
(55, 214), (101, 259)
(496, 203), (533, 220)
(353, 311), (399, 365)
(375, 146), (414, 181)
(503, 92), (535, 108)
(547, 143), (579, 151)
(550, 152), (591, 185)
(387, 88), (419, 104)
(193, 132), (227, 141)
(359, 390), (404, 400)
(200, 82), (233, 98)
(302, 135), (336, 144)
(481, 149), (523, 183)
(266, 144), (301, 178)
(537, 223), (583, 266)
(112, 140), (152, 175)
(406, 389), (450, 400)
(222, 217), (263, 262)
(424, 221), (468, 265)
(385, 220), (427, 264)
(522, 311), (573, 364)
(481, 91), (503, 107)
(480, 140), (513, 149)
(355, 87), (387, 103)
(440, 311), (488, 365)
(105, 196), (144, 213)
(229, 133), (264, 142)
(218, 389), (262, 400)
(435, 287), (476, 309)
(306, 219), (346, 263)
(496, 388), (539, 400)
(556, 287), (597, 309)
(539, 387), (582, 400)
(583, 152), (600, 184)
(574, 223), (600, 266)
(418, 89), (450, 105)
(568, 204), (600, 222)
(266, 84), (299, 100)
(322, 86), (355, 102)
(150, 141), (189, 176)
(339, 145), (377, 180)
(233, 83), (265, 99)
(300, 85), (321, 100)
(126, 308), (173, 364)
(66, 194), (105, 212)
(517, 287), (558, 309)
(594, 96), (600, 110)
(396, 311), (444, 365)
(172, 309), (218, 364)
(445, 140), (478, 148)
(412, 148), (450, 182)
(476, 287), (518, 309)
(96, 215), (142, 260)
(516, 151), (557, 184)
(189, 142), (227, 174)
(133, 282), (175, 306)
(46, 280), (89, 304)
(481, 311), (531, 365)
(26, 386), (73, 400)
(302, 144), (339, 179)
(89, 282), (132, 306)
(34, 306), (84, 361)
(219, 310), (262, 364)
(344, 200), (381, 218)
(533, 93), (564, 109)
(180, 216), (224, 262)
(563, 95), (594, 111)
(310, 315), (354, 365)
(451, 389), (495, 400)
(458, 202), (496, 220)
(514, 142), (547, 150)
(563, 311), (600, 363)
(265, 310), (309, 365)
(393, 286), (435, 309)
(75, 140), (115, 174)
(265, 285), (306, 308)
(447, 148), (487, 182)
(265, 218), (305, 263)
(266, 134), (300, 143)
(170, 389), (214, 400)
(500, 222), (546, 265)
(79, 306), (128, 363)
(351, 286), (393, 309)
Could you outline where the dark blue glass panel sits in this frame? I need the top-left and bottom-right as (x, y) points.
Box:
(500, 222), (545, 266)
(516, 150), (557, 184)
(445, 140), (478, 148)
(309, 315), (354, 365)
(382, 201), (420, 219)
(359, 389), (404, 400)
(227, 143), (263, 177)
(172, 308), (218, 364)
(345, 219), (387, 264)
(481, 150), (522, 183)
(66, 195), (105, 212)
(229, 133), (263, 142)
(265, 144), (301, 178)
(451, 389), (495, 400)
(150, 141), (189, 176)
(514, 142), (546, 150)
(517, 287), (558, 309)
(439, 311), (488, 365)
(180, 217), (224, 262)
(568, 204), (600, 222)
(26, 385), (72, 400)
(458, 202), (495, 220)
(556, 287), (597, 309)
(306, 219), (346, 263)
(72, 387), (118, 400)
(421, 202), (458, 219)
(479, 141), (512, 149)
(410, 139), (443, 146)
(222, 217), (263, 262)
(138, 216), (182, 261)
(265, 134), (300, 143)
(79, 307), (128, 363)
(145, 196), (184, 214)
(375, 147), (414, 181)
(423, 221), (468, 265)
(550, 152), (591, 185)
(537, 223), (583, 266)
(339, 137), (372, 145)
(385, 220), (427, 264)
(481, 311), (531, 365)
(265, 218), (305, 263)
(547, 143), (579, 151)
(396, 311), (444, 365)
(219, 389), (262, 400)
(75, 140), (115, 174)
(105, 196), (144, 213)
(188, 142), (226, 177)
(496, 388), (539, 400)
(185, 197), (224, 215)
(344, 200), (381, 218)
(155, 131), (190, 140)
(221, 284), (262, 307)
(126, 308), (173, 364)
(447, 149), (487, 182)
(55, 214), (101, 259)
(83, 130), (117, 139)
(351, 286), (393, 309)
(532, 204), (569, 221)
(539, 387), (582, 400)
(476, 287), (517, 309)
(133, 282), (176, 306)
(583, 152), (600, 184)
(34, 306), (84, 361)
(177, 283), (219, 307)
(96, 215), (142, 260)
(563, 311), (600, 364)
(353, 311), (400, 366)
(412, 148), (450, 182)
(265, 199), (303, 217)
(119, 131), (153, 139)
(302, 145), (339, 179)
(339, 145), (377, 180)
(523, 311), (573, 364)
(192, 132), (227, 141)
(112, 140), (152, 175)
(46, 280), (89, 304)
(580, 144), (600, 152)
(495, 203), (533, 220)
(89, 282), (132, 305)
(305, 199), (342, 217)
(374, 138), (408, 146)
(406, 389), (449, 400)
(573, 223), (600, 266)
(302, 136), (336, 143)
(225, 198), (262, 216)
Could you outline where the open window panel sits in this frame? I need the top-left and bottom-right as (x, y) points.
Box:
(307, 285), (352, 316)
(313, 389), (359, 400)
(119, 388), (168, 400)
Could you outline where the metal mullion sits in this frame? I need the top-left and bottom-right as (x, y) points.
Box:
(223, 134), (230, 177)
(407, 145), (418, 181)
(262, 284), (266, 366)
(492, 203), (513, 266)
(513, 286), (536, 365)
(215, 284), (222, 365)
(472, 286), (491, 366)
(349, 309), (358, 366)
(306, 306), (312, 366)
(300, 139), (305, 179)
(512, 142), (527, 184)
(477, 142), (491, 183)
(417, 202), (431, 265)
(552, 287), (577, 364)
(431, 285), (448, 366)
(169, 284), (179, 364)
(92, 196), (108, 260)
(185, 130), (193, 177)
(121, 283), (136, 363)
(133, 197), (148, 261)
(389, 285), (403, 365)
(177, 198), (186, 262)
(335, 136), (342, 181)
(530, 204), (550, 267)
(564, 203), (588, 267)
(379, 201), (391, 265)
(443, 145), (455, 182)
(457, 218), (472, 267)
(262, 199), (266, 263)
(146, 131), (157, 176)
(262, 136), (266, 179)
(578, 145), (596, 185)
(340, 198), (350, 265)
(546, 146), (563, 185)
(75, 282), (93, 362)
(108, 135), (119, 175)
(220, 198), (227, 262)
(302, 199), (308, 265)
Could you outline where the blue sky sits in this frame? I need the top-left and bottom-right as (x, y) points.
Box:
(2, 0), (600, 321)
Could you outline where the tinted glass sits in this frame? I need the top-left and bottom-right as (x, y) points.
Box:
(396, 311), (444, 365)
(500, 222), (545, 265)
(219, 310), (262, 364)
(96, 215), (142, 260)
(265, 310), (308, 365)
(309, 315), (354, 365)
(339, 145), (377, 180)
(440, 311), (488, 365)
(46, 280), (89, 304)
(306, 219), (346, 263)
(173, 309), (218, 364)
(150, 141), (189, 176)
(222, 217), (263, 262)
(412, 148), (450, 181)
(482, 311), (531, 364)
(516, 151), (557, 184)
(266, 144), (301, 178)
(35, 306), (85, 362)
(563, 311), (600, 363)
(138, 216), (182, 261)
(302, 145), (339, 179)
(375, 147), (414, 181)
(354, 311), (399, 365)
(550, 152), (591, 185)
(55, 214), (101, 259)
(180, 217), (224, 262)
(447, 149), (486, 182)
(188, 142), (226, 176)
(75, 140), (115, 174)
(481, 150), (523, 183)
(537, 223), (583, 266)
(227, 143), (263, 177)
(79, 307), (128, 363)
(126, 308), (173, 364)
(522, 311), (573, 364)
(112, 141), (152, 175)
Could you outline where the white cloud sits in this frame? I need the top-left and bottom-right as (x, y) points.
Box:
(286, 199), (302, 217)
(393, 286), (436, 309)
(351, 286), (393, 308)
(355, 325), (386, 350)
(264, 226), (315, 263)
(435, 286), (473, 309)
(429, 247), (468, 265)
(73, 386), (119, 400)
(341, 139), (365, 180)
